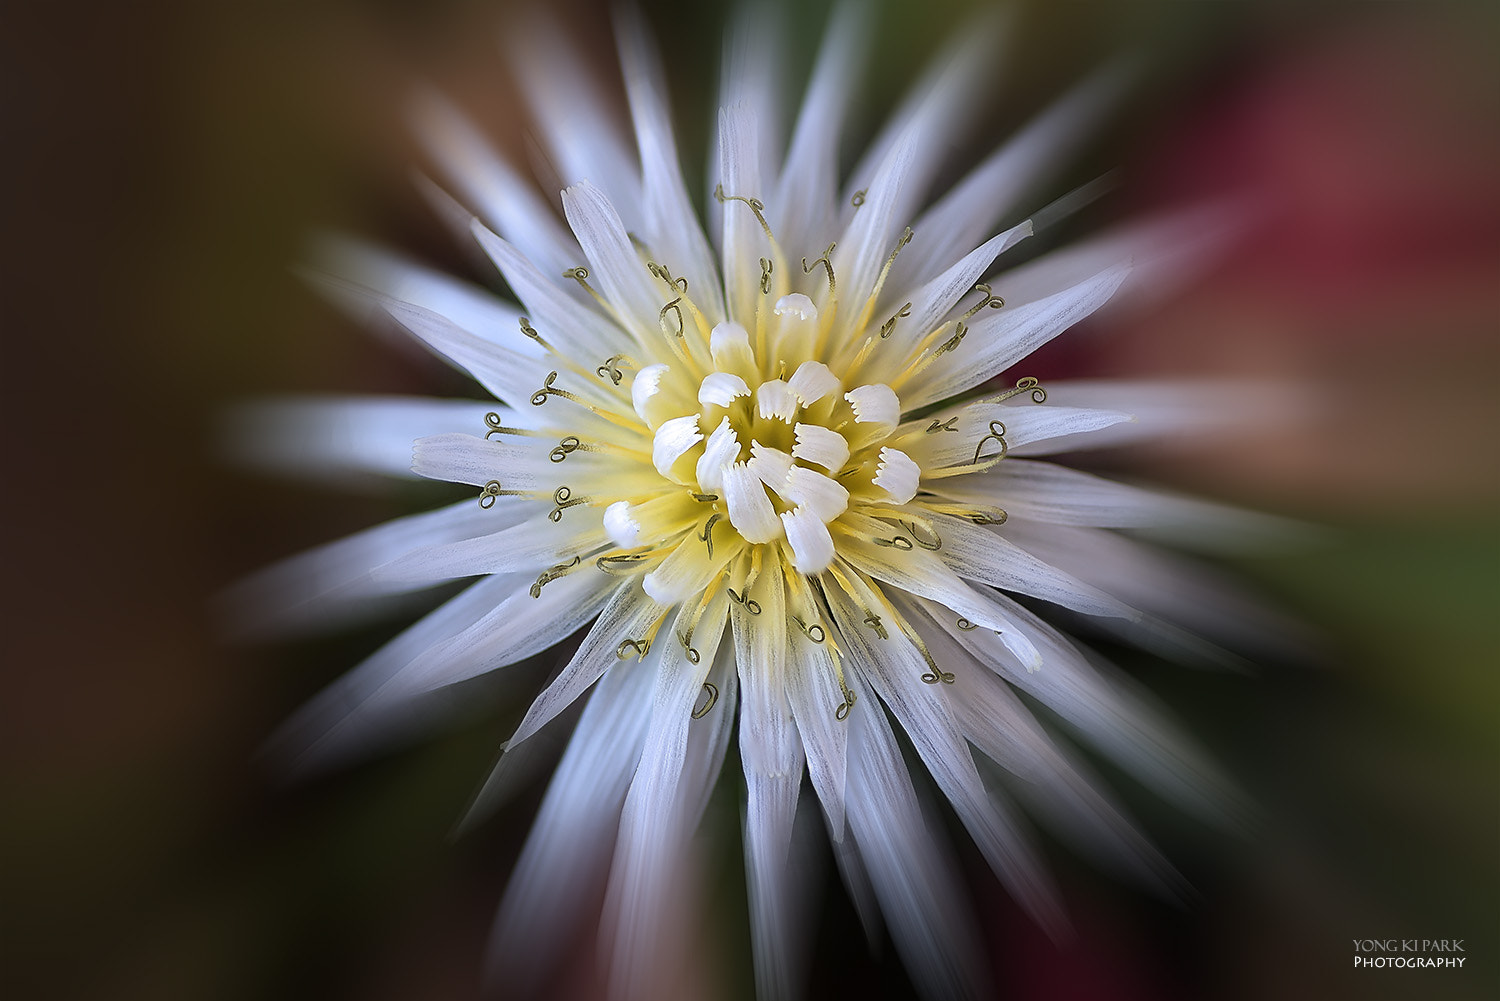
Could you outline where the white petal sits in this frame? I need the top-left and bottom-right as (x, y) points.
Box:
(489, 651), (657, 993)
(755, 379), (799, 422)
(223, 498), (509, 639)
(562, 182), (665, 336)
(605, 632), (718, 1000)
(631, 363), (673, 426)
(263, 574), (517, 774)
(652, 414), (703, 479)
(697, 371), (751, 407)
(506, 19), (642, 219)
(843, 675), (987, 1000)
(835, 513), (1041, 670)
(508, 586), (668, 748)
(615, 8), (725, 322)
(901, 61), (1131, 284)
(844, 383), (901, 431)
(468, 220), (632, 362)
(773, 292), (817, 321)
(787, 360), (840, 406)
(772, 2), (867, 253)
(929, 590), (1244, 825)
(722, 463), (782, 544)
(931, 512), (1138, 620)
(716, 103), (767, 323)
(375, 509), (607, 587)
(408, 92), (579, 278)
(873, 447), (920, 503)
(225, 396), (499, 485)
(780, 508), (835, 573)
(695, 416), (741, 492)
(902, 263), (1131, 412)
(709, 320), (755, 371)
(783, 466), (850, 522)
(380, 563), (617, 699)
(828, 587), (1067, 939)
(603, 500), (642, 548)
(791, 423), (850, 472)
(747, 442), (794, 493)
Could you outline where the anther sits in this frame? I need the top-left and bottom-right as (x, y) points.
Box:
(727, 587), (761, 615)
(759, 257), (773, 294)
(899, 520), (941, 551)
(616, 638), (651, 660)
(660, 297), (685, 337)
(548, 485), (587, 522)
(925, 417), (959, 434)
(863, 612), (888, 639)
(873, 535), (914, 551)
(597, 356), (628, 385)
(801, 242), (837, 293)
(697, 513), (722, 558)
(981, 376), (1047, 405)
(529, 556), (581, 599)
(484, 412), (525, 439)
(935, 321), (968, 355)
(549, 436), (581, 463)
(531, 371), (562, 407)
(850, 189), (866, 208)
(477, 479), (523, 510)
(834, 683), (857, 720)
(691, 682), (719, 718)
(959, 282), (1005, 322)
(792, 616), (826, 644)
(519, 316), (548, 346)
(878, 302), (912, 339)
(972, 420), (1008, 464)
(646, 261), (688, 293)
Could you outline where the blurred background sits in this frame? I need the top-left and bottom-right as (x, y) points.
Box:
(2, 0), (1496, 998)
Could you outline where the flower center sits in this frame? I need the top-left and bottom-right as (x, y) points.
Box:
(614, 293), (921, 575)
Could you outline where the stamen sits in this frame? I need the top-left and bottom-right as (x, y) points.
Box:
(597, 551), (656, 575)
(519, 316), (548, 348)
(691, 682), (719, 718)
(971, 419), (1008, 465)
(530, 371), (563, 407)
(935, 321), (968, 356)
(597, 355), (631, 385)
(548, 485), (589, 522)
(850, 189), (866, 208)
(616, 637), (651, 660)
(873, 534), (914, 550)
(484, 412), (532, 439)
(477, 479), (524, 509)
(792, 616), (826, 644)
(646, 261), (689, 293)
(801, 242), (837, 294)
(920, 500), (1008, 525)
(697, 513), (722, 558)
(660, 297), (685, 338)
(834, 684), (857, 719)
(924, 417), (959, 434)
(878, 302), (912, 339)
(548, 436), (581, 463)
(958, 281), (1005, 322)
(899, 519), (941, 551)
(529, 556), (581, 599)
(977, 375), (1048, 405)
(759, 257), (773, 294)
(726, 585), (761, 615)
(862, 611), (888, 639)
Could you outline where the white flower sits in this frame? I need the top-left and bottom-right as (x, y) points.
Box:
(233, 7), (1286, 1000)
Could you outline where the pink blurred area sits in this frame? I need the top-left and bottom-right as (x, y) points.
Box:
(1100, 11), (1500, 512)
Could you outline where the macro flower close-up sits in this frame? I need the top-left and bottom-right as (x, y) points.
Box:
(5, 1), (1496, 999)
(230, 6), (1283, 998)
